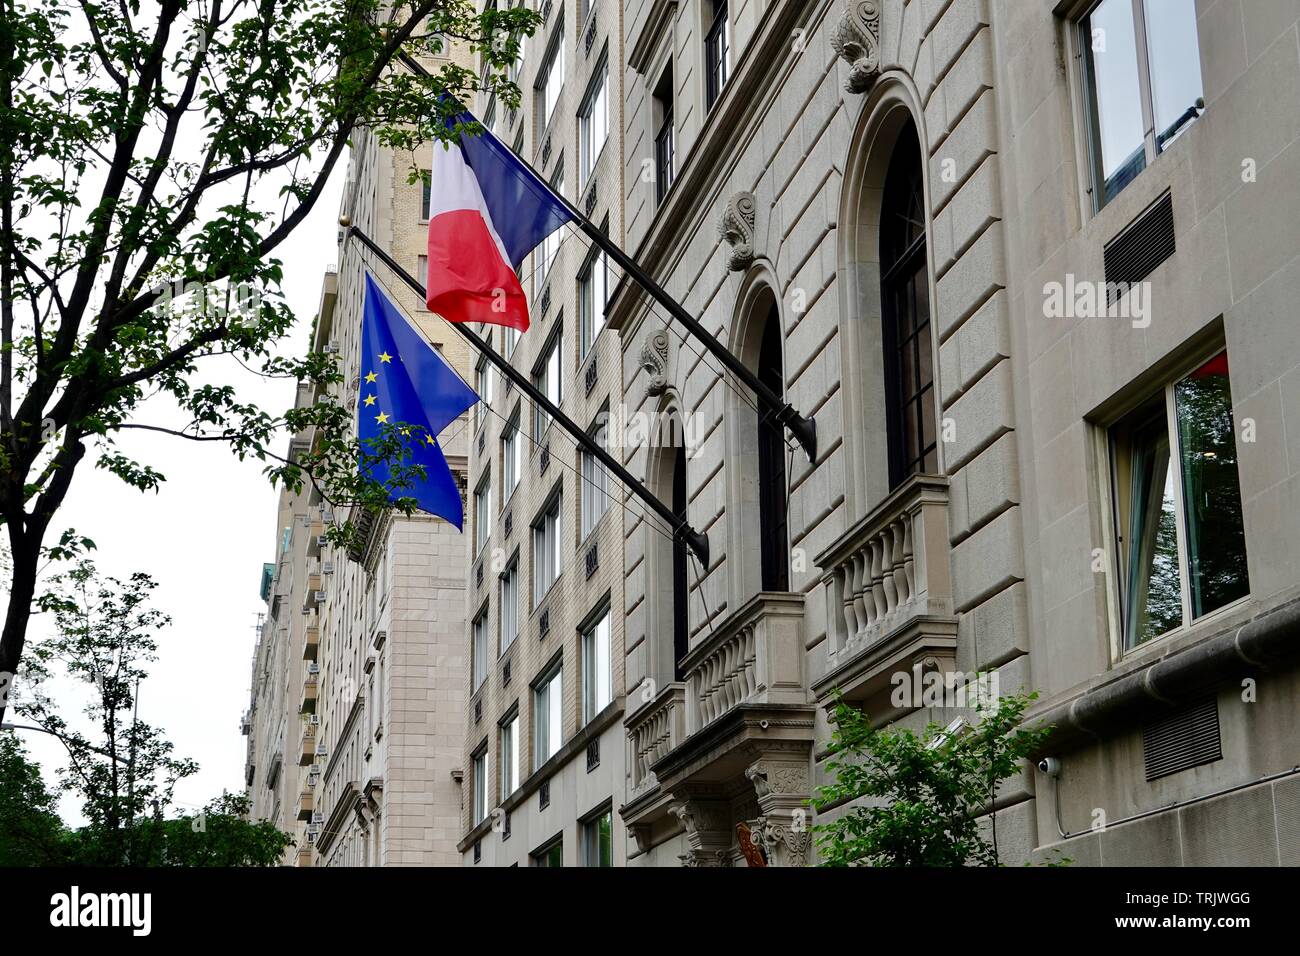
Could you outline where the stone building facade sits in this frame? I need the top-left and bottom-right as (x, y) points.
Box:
(611, 0), (1300, 866)
(457, 0), (630, 868)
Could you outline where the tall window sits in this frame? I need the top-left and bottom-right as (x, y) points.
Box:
(535, 164), (566, 296)
(653, 68), (674, 202)
(1110, 351), (1248, 650)
(579, 246), (609, 357)
(472, 748), (489, 823)
(1079, 0), (1203, 209)
(474, 354), (493, 432)
(416, 254), (428, 288)
(582, 608), (611, 723)
(538, 32), (565, 128)
(502, 407), (522, 500)
(581, 415), (610, 538)
(579, 67), (608, 186)
(583, 809), (613, 867)
(534, 662), (563, 764)
(879, 121), (937, 487)
(500, 713), (520, 796)
(533, 493), (562, 601)
(420, 175), (432, 221)
(533, 332), (563, 439)
(499, 557), (519, 653)
(474, 475), (492, 555)
(756, 306), (789, 592)
(471, 607), (488, 691)
(704, 0), (729, 109)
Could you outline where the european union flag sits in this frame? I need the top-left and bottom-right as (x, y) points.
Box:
(358, 273), (479, 528)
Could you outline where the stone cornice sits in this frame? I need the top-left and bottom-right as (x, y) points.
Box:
(628, 0), (678, 75)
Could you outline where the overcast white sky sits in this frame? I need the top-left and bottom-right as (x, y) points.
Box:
(19, 160), (349, 826)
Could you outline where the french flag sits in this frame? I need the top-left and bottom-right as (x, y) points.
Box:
(426, 107), (574, 332)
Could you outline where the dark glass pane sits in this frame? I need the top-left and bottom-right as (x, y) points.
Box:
(919, 385), (936, 452)
(899, 330), (917, 395)
(904, 400), (920, 468)
(598, 814), (612, 866)
(1174, 352), (1249, 618)
(915, 316), (933, 388)
(1123, 415), (1183, 646)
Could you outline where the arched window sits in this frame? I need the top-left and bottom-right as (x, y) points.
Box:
(756, 305), (789, 592)
(879, 121), (937, 487)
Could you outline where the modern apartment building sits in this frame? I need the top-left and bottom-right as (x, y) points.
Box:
(456, 0), (628, 866)
(609, 0), (1300, 866)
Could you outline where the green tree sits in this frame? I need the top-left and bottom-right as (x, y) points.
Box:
(0, 0), (541, 720)
(0, 731), (69, 864)
(812, 689), (1051, 867)
(87, 792), (294, 866)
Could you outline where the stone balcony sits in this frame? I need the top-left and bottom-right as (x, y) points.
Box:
(300, 674), (318, 715)
(813, 474), (958, 714)
(296, 789), (315, 821)
(621, 593), (816, 866)
(298, 725), (317, 766)
(302, 613), (319, 661)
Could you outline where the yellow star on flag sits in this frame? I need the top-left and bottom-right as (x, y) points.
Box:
(379, 352), (393, 364)
(363, 394), (376, 407)
(364, 371), (378, 383)
(375, 411), (389, 424)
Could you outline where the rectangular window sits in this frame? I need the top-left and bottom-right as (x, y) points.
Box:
(1109, 350), (1248, 650)
(471, 607), (488, 691)
(474, 475), (492, 555)
(533, 332), (563, 440)
(653, 69), (675, 203)
(1079, 0), (1203, 209)
(500, 714), (520, 796)
(533, 493), (562, 602)
(581, 416), (610, 538)
(533, 662), (564, 765)
(420, 175), (432, 221)
(582, 608), (612, 723)
(474, 354), (493, 432)
(472, 748), (489, 824)
(533, 837), (563, 867)
(583, 810), (613, 867)
(534, 164), (566, 296)
(416, 254), (428, 288)
(579, 67), (608, 186)
(502, 407), (522, 500)
(704, 0), (730, 110)
(579, 247), (609, 357)
(538, 32), (565, 128)
(499, 558), (519, 654)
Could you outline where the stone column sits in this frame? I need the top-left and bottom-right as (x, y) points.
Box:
(668, 791), (734, 867)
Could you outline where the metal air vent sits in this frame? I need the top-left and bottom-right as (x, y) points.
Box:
(1142, 695), (1221, 781)
(1103, 190), (1175, 305)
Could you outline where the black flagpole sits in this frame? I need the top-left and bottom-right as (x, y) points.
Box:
(396, 52), (817, 464)
(342, 221), (710, 567)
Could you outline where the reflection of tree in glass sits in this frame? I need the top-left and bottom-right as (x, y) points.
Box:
(1176, 358), (1249, 618)
(1131, 455), (1182, 646)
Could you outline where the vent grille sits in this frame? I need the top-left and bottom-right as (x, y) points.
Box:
(586, 739), (600, 772)
(1142, 696), (1222, 781)
(539, 607), (551, 638)
(1103, 190), (1175, 304)
(504, 510), (513, 537)
(585, 542), (599, 578)
(503, 659), (512, 685)
(539, 780), (550, 810)
(473, 840), (481, 863)
(584, 357), (598, 395)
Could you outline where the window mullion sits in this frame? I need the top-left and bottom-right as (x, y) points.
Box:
(1131, 0), (1158, 163)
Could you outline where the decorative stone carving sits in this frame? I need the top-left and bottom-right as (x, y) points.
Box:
(678, 848), (729, 867)
(669, 792), (733, 867)
(736, 822), (768, 867)
(830, 0), (882, 94)
(628, 823), (653, 856)
(717, 191), (757, 271)
(745, 760), (810, 799)
(753, 815), (811, 867)
(639, 329), (670, 397)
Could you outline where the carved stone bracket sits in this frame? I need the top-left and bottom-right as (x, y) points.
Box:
(745, 757), (812, 866)
(830, 0), (882, 94)
(717, 191), (757, 272)
(639, 329), (670, 397)
(669, 792), (733, 867)
(751, 815), (812, 868)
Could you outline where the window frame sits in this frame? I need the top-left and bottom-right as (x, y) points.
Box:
(536, 27), (566, 133)
(471, 744), (489, 824)
(1099, 344), (1251, 659)
(532, 488), (563, 603)
(580, 601), (612, 724)
(471, 602), (489, 692)
(499, 553), (520, 655)
(704, 0), (730, 111)
(580, 410), (611, 539)
(581, 803), (614, 867)
(532, 655), (564, 766)
(578, 60), (609, 187)
(502, 404), (522, 504)
(532, 328), (563, 440)
(473, 473), (493, 556)
(499, 709), (521, 798)
(1071, 0), (1205, 213)
(578, 240), (610, 358)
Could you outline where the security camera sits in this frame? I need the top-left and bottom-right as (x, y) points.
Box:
(1037, 756), (1061, 778)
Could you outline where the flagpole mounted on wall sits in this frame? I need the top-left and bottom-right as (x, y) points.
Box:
(396, 52), (817, 464)
(340, 219), (710, 568)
